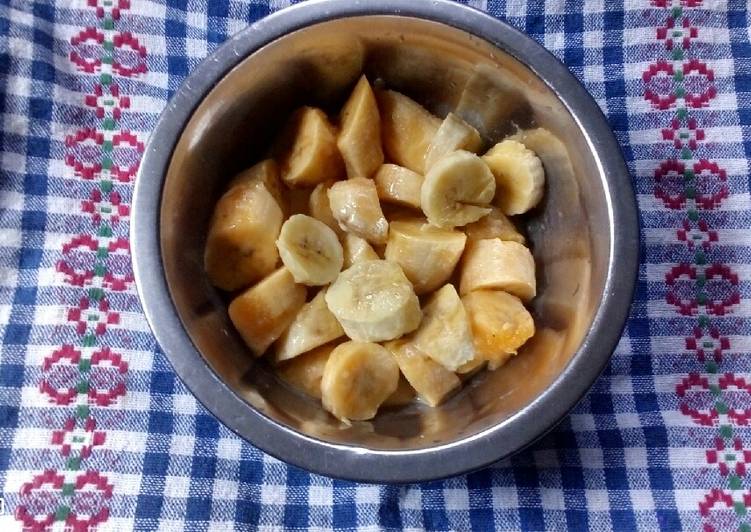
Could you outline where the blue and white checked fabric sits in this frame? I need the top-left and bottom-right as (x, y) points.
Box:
(1, 0), (751, 530)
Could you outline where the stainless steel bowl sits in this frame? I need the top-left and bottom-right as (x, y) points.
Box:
(131, 0), (639, 482)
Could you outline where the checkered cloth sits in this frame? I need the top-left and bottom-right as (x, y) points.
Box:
(1, 0), (750, 530)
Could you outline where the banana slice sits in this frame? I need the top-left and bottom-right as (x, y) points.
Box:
(373, 164), (423, 209)
(411, 284), (476, 371)
(337, 75), (384, 178)
(382, 375), (417, 407)
(384, 220), (466, 295)
(341, 233), (379, 269)
(325, 259), (421, 342)
(420, 150), (495, 228)
(376, 89), (441, 174)
(483, 139), (545, 215)
(205, 181), (283, 291)
(385, 340), (461, 407)
(321, 341), (400, 421)
(461, 290), (535, 371)
(228, 267), (307, 356)
(274, 290), (345, 362)
(277, 343), (335, 399)
(309, 182), (343, 235)
(464, 207), (525, 245)
(228, 159), (287, 215)
(327, 177), (389, 245)
(460, 239), (536, 301)
(277, 106), (345, 187)
(424, 112), (482, 171)
(276, 214), (344, 286)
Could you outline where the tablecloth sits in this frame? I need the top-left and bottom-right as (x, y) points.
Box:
(1, 0), (750, 530)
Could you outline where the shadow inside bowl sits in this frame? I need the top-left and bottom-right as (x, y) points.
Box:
(160, 16), (607, 451)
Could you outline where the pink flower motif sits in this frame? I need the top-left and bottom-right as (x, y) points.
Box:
(662, 117), (704, 150)
(656, 16), (698, 51)
(16, 471), (64, 531)
(676, 372), (718, 426)
(88, 0), (130, 20)
(81, 188), (130, 226)
(706, 437), (751, 476)
(699, 489), (736, 532)
(66, 471), (113, 529)
(718, 374), (751, 425)
(692, 159), (728, 210)
(40, 345), (81, 406)
(57, 235), (98, 287)
(654, 159), (687, 210)
(703, 264), (740, 316)
(683, 59), (717, 108)
(111, 131), (145, 183)
(89, 347), (129, 407)
(51, 417), (106, 458)
(67, 297), (120, 336)
(112, 32), (147, 77)
(665, 263), (699, 316)
(676, 217), (718, 250)
(84, 84), (131, 120)
(685, 326), (729, 362)
(65, 128), (105, 180)
(643, 61), (677, 110)
(69, 28), (104, 73)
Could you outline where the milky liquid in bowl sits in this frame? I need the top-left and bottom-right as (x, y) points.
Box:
(160, 16), (604, 450)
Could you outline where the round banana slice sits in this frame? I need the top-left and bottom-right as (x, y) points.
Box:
(420, 150), (496, 228)
(277, 214), (344, 286)
(321, 341), (400, 422)
(325, 259), (421, 342)
(483, 139), (545, 215)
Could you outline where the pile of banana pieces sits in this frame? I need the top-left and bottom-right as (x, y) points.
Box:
(204, 75), (547, 423)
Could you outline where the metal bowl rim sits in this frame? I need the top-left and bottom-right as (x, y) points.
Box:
(130, 0), (639, 483)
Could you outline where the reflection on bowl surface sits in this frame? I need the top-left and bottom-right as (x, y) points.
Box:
(133, 1), (638, 483)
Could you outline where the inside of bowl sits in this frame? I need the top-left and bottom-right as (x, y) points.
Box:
(160, 16), (608, 450)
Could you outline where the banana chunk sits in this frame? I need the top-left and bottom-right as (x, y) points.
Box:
(277, 107), (345, 187)
(309, 182), (343, 235)
(342, 233), (379, 269)
(321, 341), (400, 421)
(385, 340), (460, 407)
(461, 290), (535, 371)
(384, 220), (466, 295)
(228, 267), (307, 356)
(421, 150), (495, 228)
(205, 181), (283, 291)
(424, 112), (482, 171)
(327, 177), (389, 245)
(376, 89), (441, 174)
(460, 239), (536, 301)
(382, 375), (417, 407)
(483, 139), (545, 215)
(274, 290), (345, 362)
(373, 164), (423, 209)
(325, 260), (421, 342)
(278, 343), (335, 399)
(228, 159), (286, 214)
(277, 214), (344, 286)
(464, 207), (525, 244)
(337, 75), (384, 178)
(412, 284), (476, 371)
